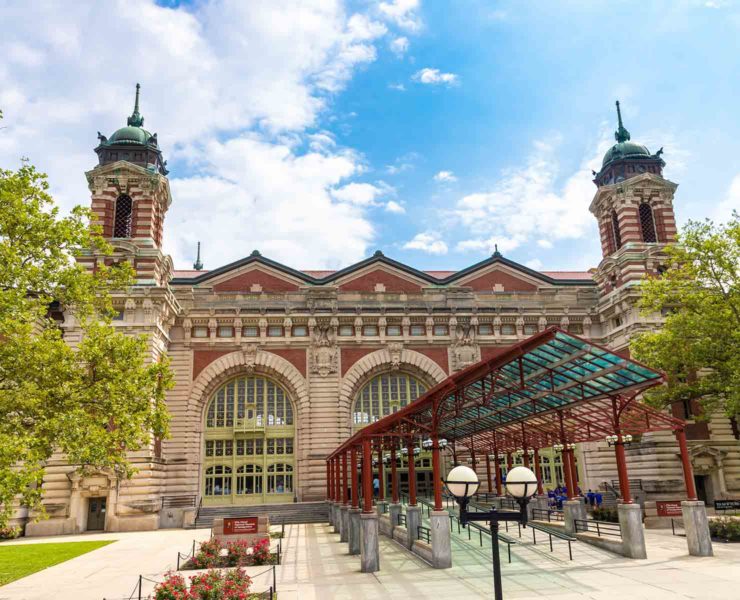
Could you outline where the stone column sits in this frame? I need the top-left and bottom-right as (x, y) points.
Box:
(329, 502), (336, 529)
(618, 503), (647, 559)
(376, 500), (388, 517)
(430, 510), (452, 569)
(563, 499), (588, 535)
(348, 508), (362, 555)
(340, 504), (349, 543)
(681, 500), (713, 557)
(406, 505), (421, 550)
(360, 512), (380, 572)
(389, 503), (402, 527)
(333, 502), (340, 534)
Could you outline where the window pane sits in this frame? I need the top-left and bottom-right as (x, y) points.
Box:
(267, 325), (283, 337)
(242, 326), (259, 337)
(292, 325), (308, 337)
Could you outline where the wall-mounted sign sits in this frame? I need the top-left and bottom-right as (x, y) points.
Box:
(656, 500), (683, 517)
(714, 500), (740, 511)
(223, 517), (259, 535)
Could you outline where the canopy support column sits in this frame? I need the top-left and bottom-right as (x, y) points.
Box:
(432, 434), (443, 511)
(377, 446), (385, 501)
(407, 440), (417, 506)
(391, 447), (399, 503)
(348, 447), (362, 555)
(676, 429), (698, 500)
(362, 441), (373, 513)
(340, 451), (350, 542)
(360, 439), (379, 572)
(485, 453), (493, 494)
(534, 448), (544, 495)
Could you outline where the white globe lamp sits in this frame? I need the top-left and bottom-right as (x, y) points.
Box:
(444, 465), (480, 501)
(504, 466), (538, 501)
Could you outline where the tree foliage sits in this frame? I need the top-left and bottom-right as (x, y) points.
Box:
(0, 164), (172, 528)
(632, 213), (740, 417)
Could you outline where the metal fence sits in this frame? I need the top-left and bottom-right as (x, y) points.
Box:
(574, 519), (622, 538)
(417, 525), (431, 544)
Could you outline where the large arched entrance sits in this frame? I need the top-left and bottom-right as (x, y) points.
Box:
(352, 372), (435, 497)
(203, 375), (296, 505)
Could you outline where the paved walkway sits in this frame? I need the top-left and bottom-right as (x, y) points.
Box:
(1, 523), (739, 599)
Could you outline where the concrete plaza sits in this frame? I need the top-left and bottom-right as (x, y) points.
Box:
(0, 522), (738, 600)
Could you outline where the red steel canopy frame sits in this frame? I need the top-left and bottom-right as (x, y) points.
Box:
(328, 328), (699, 510)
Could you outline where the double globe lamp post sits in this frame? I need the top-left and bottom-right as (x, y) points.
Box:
(445, 464), (538, 600)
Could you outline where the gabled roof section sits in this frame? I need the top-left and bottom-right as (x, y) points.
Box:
(170, 249), (595, 287)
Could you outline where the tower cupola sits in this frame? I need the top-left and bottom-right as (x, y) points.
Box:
(94, 84), (168, 175)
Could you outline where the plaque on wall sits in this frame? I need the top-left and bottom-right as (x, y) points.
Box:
(714, 499), (740, 511)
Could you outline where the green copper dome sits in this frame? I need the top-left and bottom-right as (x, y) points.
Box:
(601, 100), (651, 167)
(108, 125), (153, 145)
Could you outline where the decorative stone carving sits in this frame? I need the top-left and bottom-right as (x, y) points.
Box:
(493, 315), (502, 338)
(388, 342), (403, 371)
(309, 323), (338, 377)
(450, 323), (480, 372)
(142, 298), (154, 323)
(583, 315), (592, 338)
(124, 298), (136, 323)
(258, 317), (268, 338)
(242, 344), (259, 374)
(425, 316), (434, 338)
(538, 315), (548, 331)
(515, 315), (524, 337)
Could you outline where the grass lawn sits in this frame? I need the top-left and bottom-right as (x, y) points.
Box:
(0, 540), (114, 586)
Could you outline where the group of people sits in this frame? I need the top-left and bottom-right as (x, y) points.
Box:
(547, 486), (604, 510)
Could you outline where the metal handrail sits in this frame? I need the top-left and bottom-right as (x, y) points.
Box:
(574, 518), (622, 538)
(531, 508), (565, 522)
(417, 525), (431, 544)
(398, 513), (407, 527)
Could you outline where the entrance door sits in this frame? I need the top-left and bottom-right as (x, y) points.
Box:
(87, 497), (106, 531)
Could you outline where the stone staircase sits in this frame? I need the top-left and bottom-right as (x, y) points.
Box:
(190, 501), (328, 529)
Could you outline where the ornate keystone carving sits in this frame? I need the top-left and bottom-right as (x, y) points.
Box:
(309, 323), (338, 377)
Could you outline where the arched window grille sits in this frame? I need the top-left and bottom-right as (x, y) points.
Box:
(205, 465), (232, 496)
(206, 377), (293, 428)
(639, 202), (658, 242)
(113, 195), (133, 238)
(267, 463), (293, 494)
(236, 464), (263, 495)
(352, 373), (427, 428)
(611, 210), (622, 250)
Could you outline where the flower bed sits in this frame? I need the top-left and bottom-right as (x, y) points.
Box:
(154, 568), (265, 600)
(183, 538), (277, 570)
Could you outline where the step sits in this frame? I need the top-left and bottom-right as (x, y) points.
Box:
(190, 501), (329, 528)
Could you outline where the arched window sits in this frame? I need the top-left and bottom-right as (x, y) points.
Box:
(205, 465), (232, 496)
(639, 202), (657, 242)
(352, 373), (427, 428)
(113, 195), (133, 238)
(203, 376), (295, 506)
(267, 463), (293, 494)
(236, 464), (263, 495)
(611, 210), (622, 250)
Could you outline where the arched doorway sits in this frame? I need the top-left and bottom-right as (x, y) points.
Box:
(203, 375), (296, 505)
(352, 372), (435, 497)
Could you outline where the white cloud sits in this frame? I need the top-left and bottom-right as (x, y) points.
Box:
(390, 36), (410, 56)
(331, 182), (393, 206)
(412, 68), (459, 86)
(714, 174), (740, 221)
(378, 0), (422, 32)
(403, 231), (448, 254)
(385, 200), (406, 214)
(454, 135), (609, 259)
(434, 170), (457, 182)
(0, 0), (401, 269)
(525, 258), (543, 270)
(388, 83), (407, 91)
(385, 152), (419, 174)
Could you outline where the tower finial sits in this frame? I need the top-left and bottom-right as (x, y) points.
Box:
(492, 243), (501, 258)
(193, 241), (203, 271)
(127, 83), (144, 127)
(614, 99), (630, 143)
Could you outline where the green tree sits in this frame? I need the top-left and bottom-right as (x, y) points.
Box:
(0, 164), (172, 528)
(632, 213), (740, 418)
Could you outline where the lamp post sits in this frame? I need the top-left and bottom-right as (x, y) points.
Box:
(445, 465), (537, 600)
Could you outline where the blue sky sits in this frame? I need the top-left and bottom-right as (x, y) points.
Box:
(1, 0), (738, 272)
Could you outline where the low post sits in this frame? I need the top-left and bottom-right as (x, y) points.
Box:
(618, 503), (647, 559)
(340, 504), (349, 543)
(563, 499), (587, 535)
(430, 510), (452, 568)
(406, 505), (421, 549)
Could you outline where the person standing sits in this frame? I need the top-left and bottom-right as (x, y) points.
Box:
(373, 475), (380, 498)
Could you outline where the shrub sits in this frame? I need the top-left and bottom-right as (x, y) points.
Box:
(153, 571), (189, 600)
(592, 508), (619, 523)
(709, 517), (740, 542)
(192, 538), (223, 569)
(250, 538), (271, 566)
(225, 539), (250, 566)
(189, 568), (252, 600)
(0, 526), (21, 540)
